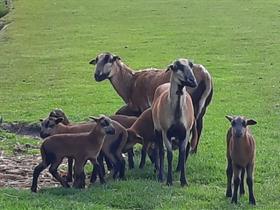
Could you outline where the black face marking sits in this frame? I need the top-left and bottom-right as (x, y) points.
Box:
(174, 61), (185, 71)
(231, 117), (247, 138)
(102, 54), (111, 64)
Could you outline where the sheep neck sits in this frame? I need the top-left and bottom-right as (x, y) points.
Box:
(109, 61), (134, 104)
(169, 80), (185, 121)
(231, 131), (252, 155)
(89, 126), (106, 147)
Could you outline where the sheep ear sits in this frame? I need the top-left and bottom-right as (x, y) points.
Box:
(89, 58), (97, 65)
(55, 117), (64, 124)
(225, 115), (233, 122)
(113, 55), (121, 61)
(188, 61), (194, 68)
(246, 119), (257, 126)
(166, 64), (174, 72)
(39, 119), (44, 122)
(89, 116), (100, 122)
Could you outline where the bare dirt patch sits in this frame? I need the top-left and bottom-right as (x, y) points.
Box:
(0, 121), (41, 139)
(0, 153), (67, 189)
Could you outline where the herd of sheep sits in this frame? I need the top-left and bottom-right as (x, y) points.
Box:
(31, 52), (257, 205)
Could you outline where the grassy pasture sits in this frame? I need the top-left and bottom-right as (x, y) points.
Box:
(0, 0), (280, 209)
(0, 0), (8, 18)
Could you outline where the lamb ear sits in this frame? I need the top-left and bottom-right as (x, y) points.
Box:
(89, 116), (100, 122)
(39, 119), (44, 122)
(166, 64), (174, 72)
(225, 115), (233, 122)
(89, 58), (97, 65)
(246, 119), (257, 126)
(188, 61), (194, 68)
(55, 117), (64, 124)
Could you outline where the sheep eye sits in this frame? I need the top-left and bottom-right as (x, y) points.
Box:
(242, 121), (246, 127)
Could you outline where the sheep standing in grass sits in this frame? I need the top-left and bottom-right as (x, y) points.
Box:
(39, 114), (129, 182)
(152, 59), (197, 186)
(31, 116), (115, 192)
(125, 108), (156, 169)
(225, 115), (257, 205)
(89, 52), (213, 153)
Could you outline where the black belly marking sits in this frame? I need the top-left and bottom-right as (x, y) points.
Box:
(167, 122), (186, 142)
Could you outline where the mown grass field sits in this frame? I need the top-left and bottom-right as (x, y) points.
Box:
(0, 0), (8, 18)
(0, 0), (280, 209)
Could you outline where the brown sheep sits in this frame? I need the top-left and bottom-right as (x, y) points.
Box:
(40, 115), (128, 182)
(31, 116), (115, 192)
(124, 108), (156, 169)
(152, 59), (197, 186)
(89, 52), (213, 153)
(225, 115), (257, 205)
(47, 109), (137, 169)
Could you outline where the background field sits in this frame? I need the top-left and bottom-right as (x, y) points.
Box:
(0, 0), (280, 209)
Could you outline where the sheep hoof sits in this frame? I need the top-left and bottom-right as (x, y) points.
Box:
(249, 197), (256, 205)
(100, 179), (106, 185)
(90, 176), (97, 184)
(226, 190), (232, 197)
(231, 197), (237, 204)
(180, 179), (188, 187)
(139, 164), (144, 169)
(166, 181), (172, 186)
(158, 175), (164, 183)
(31, 187), (37, 193)
(63, 183), (70, 188)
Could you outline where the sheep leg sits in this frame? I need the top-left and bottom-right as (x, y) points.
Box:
(176, 140), (190, 172)
(90, 161), (98, 184)
(147, 146), (155, 164)
(105, 153), (119, 179)
(31, 162), (49, 192)
(240, 168), (245, 195)
(153, 145), (159, 172)
(175, 151), (182, 172)
(166, 150), (173, 186)
(97, 152), (106, 177)
(192, 116), (203, 153)
(104, 154), (113, 171)
(116, 154), (126, 180)
(246, 163), (256, 205)
(73, 159), (86, 189)
(231, 165), (241, 204)
(66, 157), (73, 182)
(90, 160), (105, 184)
(179, 140), (188, 187)
(226, 158), (233, 197)
(156, 130), (164, 182)
(49, 159), (70, 188)
(127, 148), (134, 169)
(139, 145), (147, 169)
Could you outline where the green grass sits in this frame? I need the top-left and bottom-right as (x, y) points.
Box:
(0, 0), (8, 18)
(0, 0), (280, 209)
